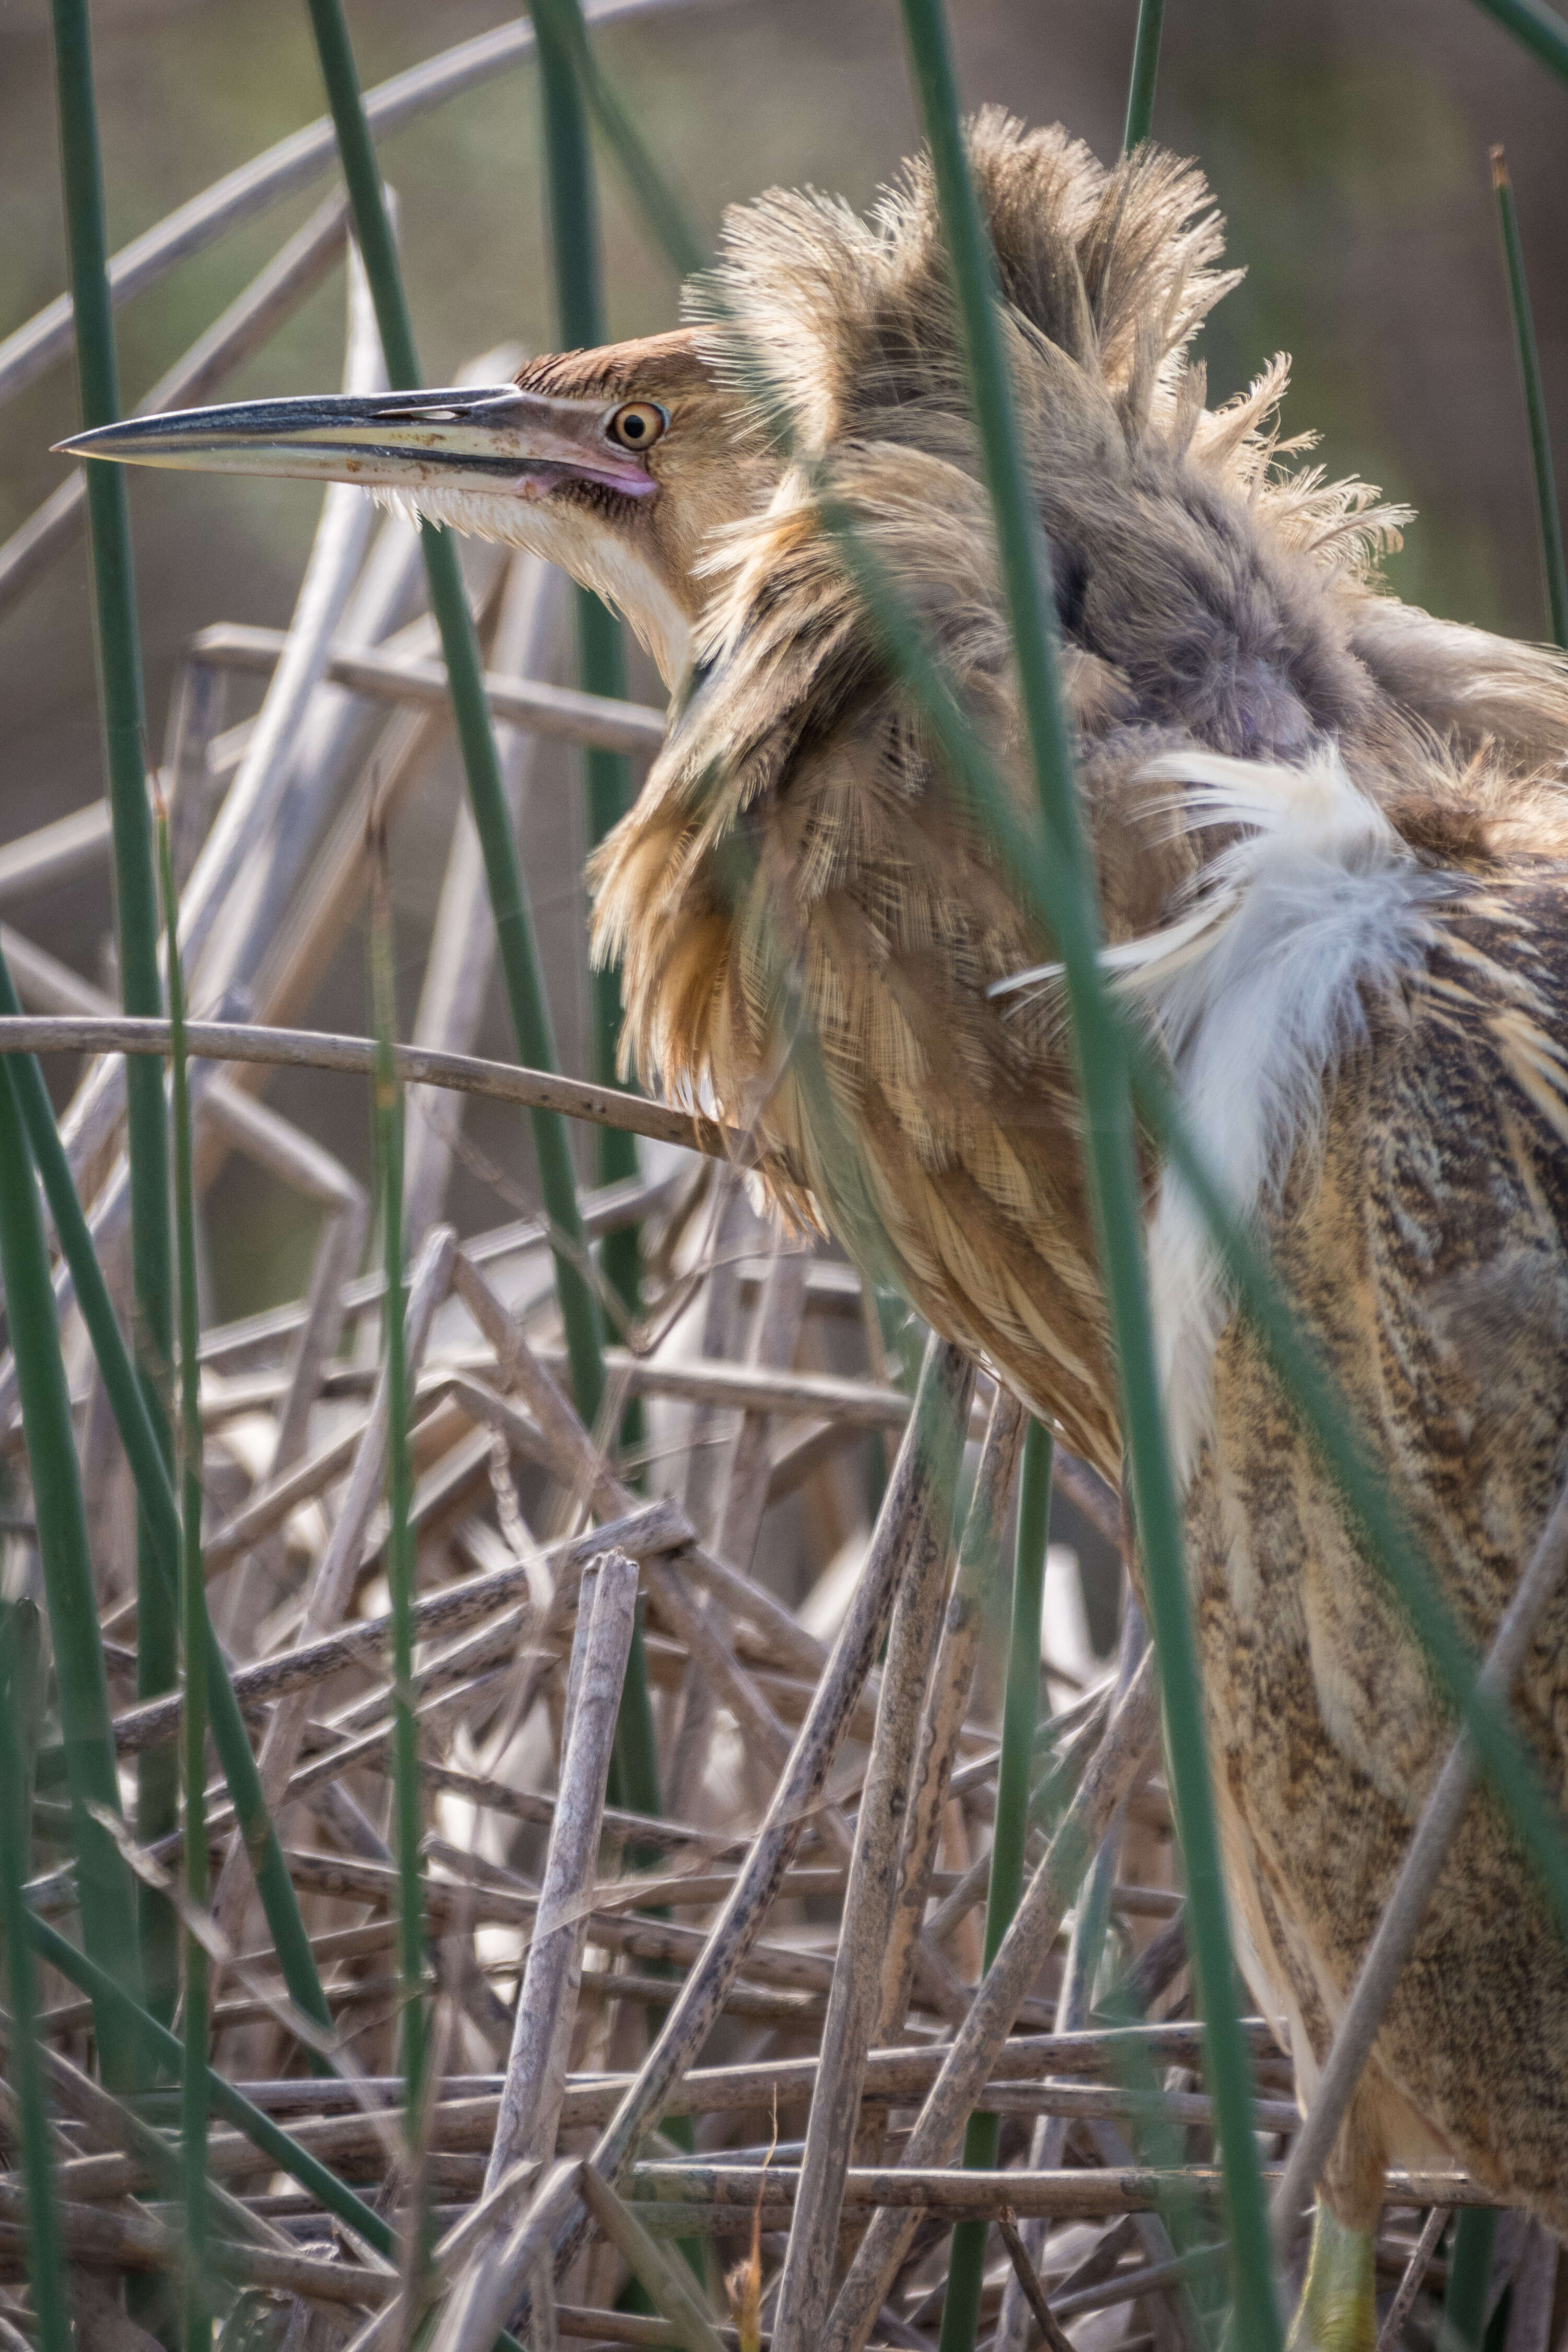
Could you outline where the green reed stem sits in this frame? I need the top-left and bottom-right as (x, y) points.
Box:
(937, 1417), (1052, 2352)
(48, 0), (177, 2031)
(157, 809), (211, 2352)
(0, 1605), (69, 2352)
(535, 1), (641, 1134)
(527, 0), (705, 279)
(368, 838), (427, 2124)
(533, 0), (658, 1832)
(993, 1420), (1052, 1951)
(893, 5), (1280, 2339)
(0, 946), (337, 2059)
(1444, 2208), (1499, 2349)
(895, 4), (1081, 877)
(301, 0), (607, 1430)
(1491, 147), (1567, 649)
(1471, 0), (1568, 81)
(1122, 0), (1165, 149)
(0, 1056), (144, 2089)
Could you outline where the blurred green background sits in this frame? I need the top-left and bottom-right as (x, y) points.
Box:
(1, 0), (1564, 1315)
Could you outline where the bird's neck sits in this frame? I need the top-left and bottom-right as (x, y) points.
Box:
(1041, 457), (1377, 764)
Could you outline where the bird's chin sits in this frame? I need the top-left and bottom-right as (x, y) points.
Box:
(363, 476), (689, 685)
(368, 476), (636, 544)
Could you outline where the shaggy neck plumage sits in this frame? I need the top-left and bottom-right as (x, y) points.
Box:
(1040, 450), (1378, 764)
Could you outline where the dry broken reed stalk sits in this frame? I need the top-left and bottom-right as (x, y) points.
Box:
(3, 2), (1562, 2350)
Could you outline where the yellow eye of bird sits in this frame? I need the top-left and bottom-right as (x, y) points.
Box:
(608, 401), (666, 450)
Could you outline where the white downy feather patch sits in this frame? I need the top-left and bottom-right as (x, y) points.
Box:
(996, 744), (1443, 1483)
(1140, 745), (1443, 1481)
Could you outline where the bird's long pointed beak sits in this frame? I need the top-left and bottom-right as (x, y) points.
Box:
(55, 385), (659, 501)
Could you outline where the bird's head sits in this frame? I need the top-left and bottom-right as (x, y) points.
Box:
(56, 327), (765, 687)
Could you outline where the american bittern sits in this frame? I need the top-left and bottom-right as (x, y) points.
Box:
(65, 117), (1568, 2349)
